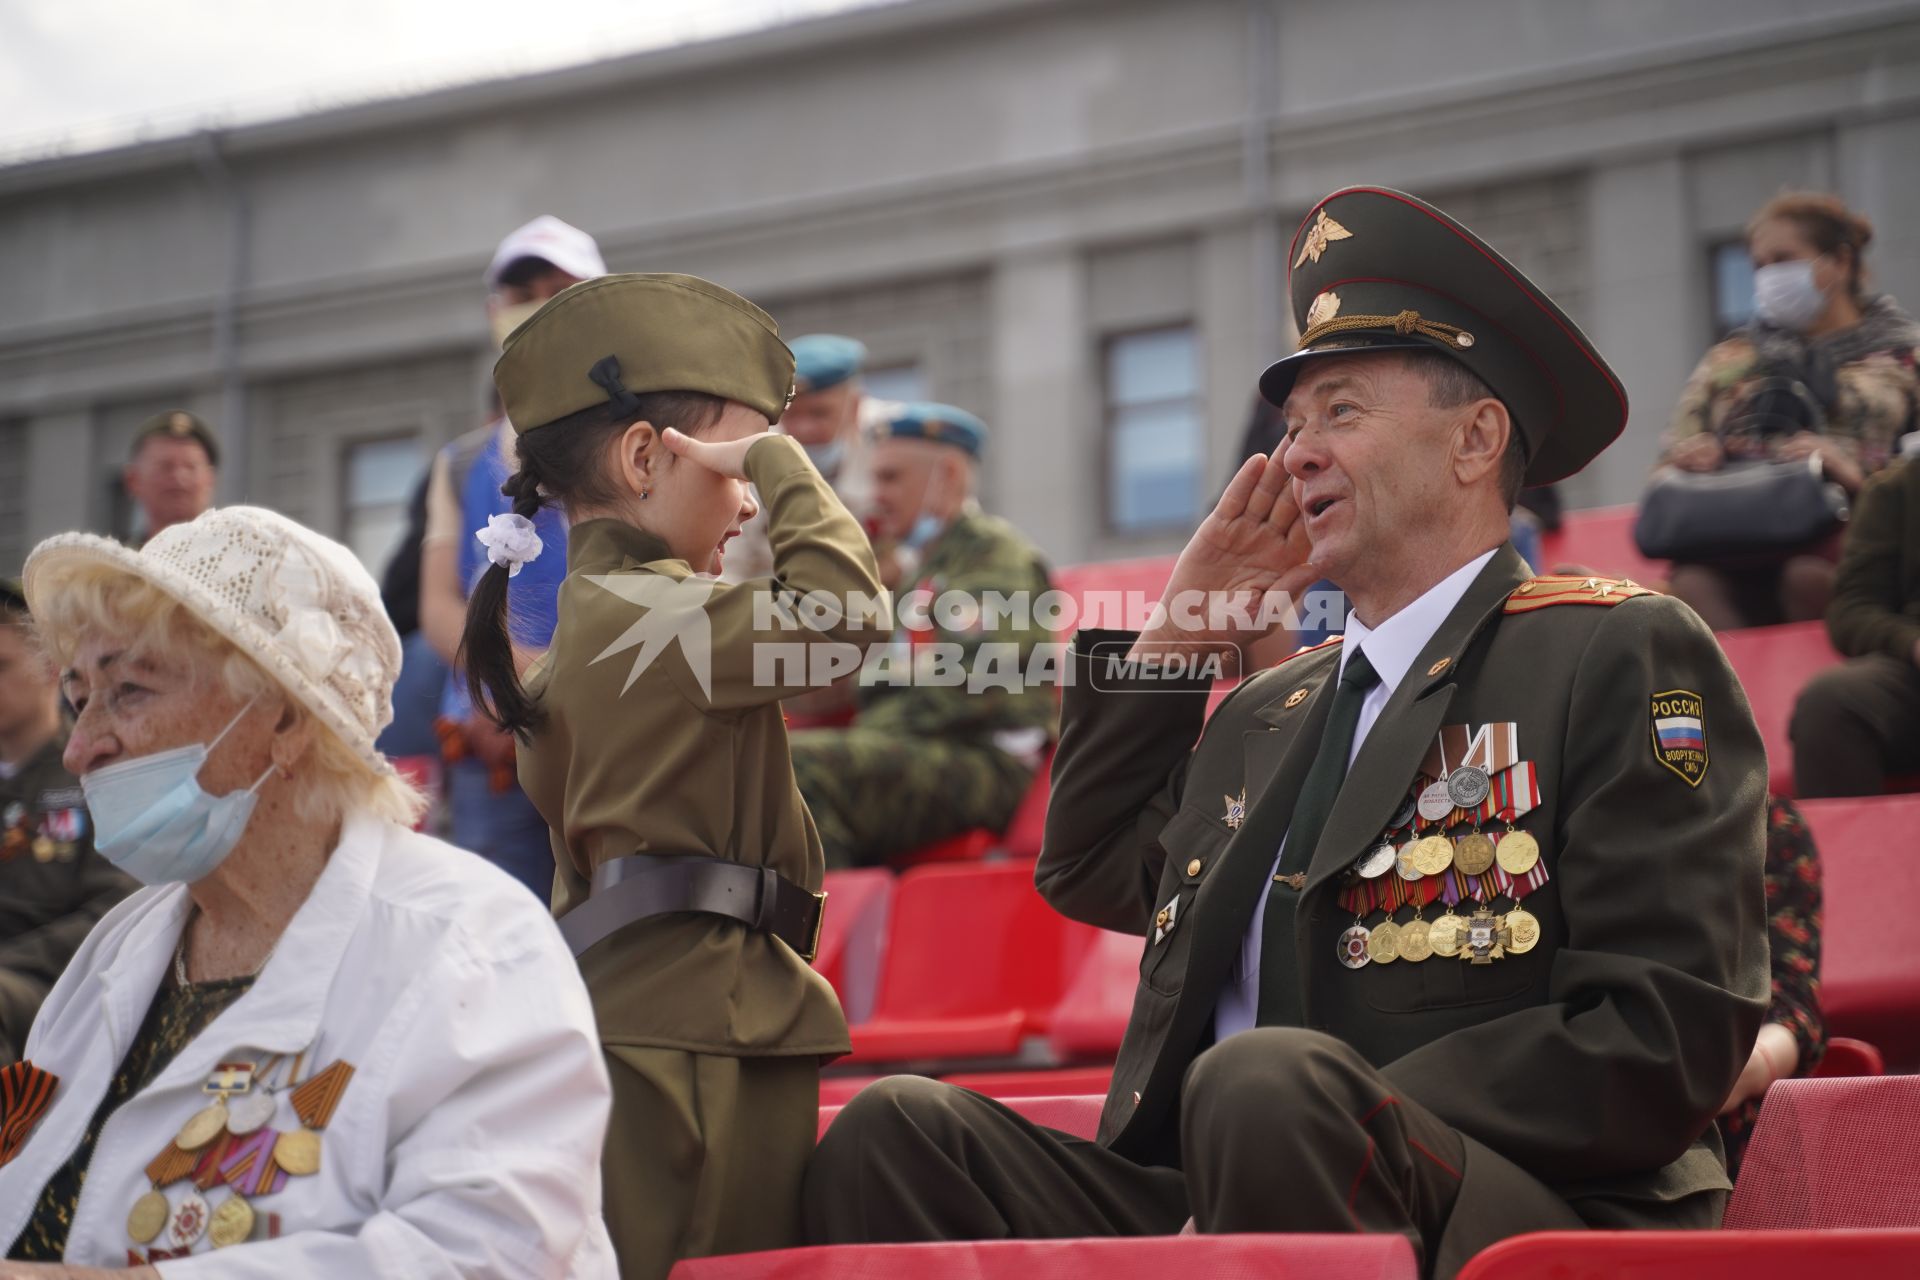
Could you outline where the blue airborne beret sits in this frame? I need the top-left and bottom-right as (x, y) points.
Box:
(790, 334), (868, 394)
(883, 402), (987, 458)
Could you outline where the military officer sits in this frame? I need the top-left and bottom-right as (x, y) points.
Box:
(804, 188), (1768, 1279)
(123, 410), (217, 544)
(789, 403), (1056, 868)
(725, 333), (879, 583)
(0, 581), (135, 1064)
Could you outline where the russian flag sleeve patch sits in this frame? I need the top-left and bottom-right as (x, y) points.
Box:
(1650, 690), (1709, 787)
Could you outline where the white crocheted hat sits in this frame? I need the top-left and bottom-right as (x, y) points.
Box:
(23, 507), (400, 773)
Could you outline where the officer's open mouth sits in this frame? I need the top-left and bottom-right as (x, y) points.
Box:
(1308, 496), (1339, 518)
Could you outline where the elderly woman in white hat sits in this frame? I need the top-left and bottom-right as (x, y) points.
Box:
(0, 508), (615, 1278)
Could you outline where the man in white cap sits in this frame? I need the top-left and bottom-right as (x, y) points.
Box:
(416, 215), (607, 898)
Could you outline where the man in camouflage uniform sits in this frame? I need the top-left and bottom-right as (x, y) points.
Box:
(790, 404), (1055, 868)
(0, 582), (134, 1064)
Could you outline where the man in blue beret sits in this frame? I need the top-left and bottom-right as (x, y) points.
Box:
(788, 403), (1057, 868)
(724, 334), (879, 582)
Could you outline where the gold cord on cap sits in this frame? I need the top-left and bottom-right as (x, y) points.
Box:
(1299, 308), (1475, 351)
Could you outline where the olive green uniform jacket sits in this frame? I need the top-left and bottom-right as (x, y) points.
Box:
(519, 435), (885, 1058)
(0, 732), (135, 1064)
(1038, 547), (1768, 1255)
(1827, 456), (1920, 660)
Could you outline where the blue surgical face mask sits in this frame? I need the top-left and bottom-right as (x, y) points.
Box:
(1752, 259), (1828, 332)
(801, 438), (847, 478)
(81, 700), (272, 886)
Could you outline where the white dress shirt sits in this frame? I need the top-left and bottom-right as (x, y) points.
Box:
(1214, 549), (1498, 1042)
(1, 811), (617, 1278)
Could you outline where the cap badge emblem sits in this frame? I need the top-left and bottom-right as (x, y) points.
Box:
(1294, 209), (1353, 268)
(1305, 290), (1342, 329)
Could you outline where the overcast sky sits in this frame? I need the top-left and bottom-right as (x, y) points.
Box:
(0, 0), (886, 163)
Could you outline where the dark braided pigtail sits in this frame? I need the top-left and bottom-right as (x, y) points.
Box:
(461, 465), (549, 738)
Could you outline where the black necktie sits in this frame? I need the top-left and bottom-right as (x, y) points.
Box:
(1257, 646), (1381, 1026)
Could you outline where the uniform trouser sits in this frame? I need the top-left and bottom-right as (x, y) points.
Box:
(1790, 653), (1920, 796)
(789, 727), (1033, 869)
(804, 1029), (1585, 1280)
(603, 1046), (820, 1280)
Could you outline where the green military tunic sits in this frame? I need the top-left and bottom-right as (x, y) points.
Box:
(0, 731), (135, 1064)
(1792, 456), (1920, 793)
(790, 507), (1057, 866)
(517, 434), (883, 1277)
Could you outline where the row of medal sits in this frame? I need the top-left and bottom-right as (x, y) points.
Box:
(124, 1046), (355, 1260)
(1334, 751), (1549, 969)
(0, 800), (85, 864)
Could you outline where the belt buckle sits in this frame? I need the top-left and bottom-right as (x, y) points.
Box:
(802, 891), (828, 963)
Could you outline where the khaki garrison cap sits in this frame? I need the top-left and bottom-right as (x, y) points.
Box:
(132, 410), (220, 466)
(1258, 187), (1628, 486)
(494, 273), (795, 432)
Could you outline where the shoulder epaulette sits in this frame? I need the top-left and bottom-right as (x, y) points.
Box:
(1503, 574), (1655, 613)
(1266, 634), (1344, 668)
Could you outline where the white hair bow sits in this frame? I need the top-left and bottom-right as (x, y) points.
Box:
(475, 513), (544, 578)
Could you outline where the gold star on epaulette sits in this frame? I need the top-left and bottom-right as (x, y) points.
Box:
(1503, 574), (1655, 614)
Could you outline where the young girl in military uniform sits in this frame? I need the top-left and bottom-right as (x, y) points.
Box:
(461, 273), (884, 1278)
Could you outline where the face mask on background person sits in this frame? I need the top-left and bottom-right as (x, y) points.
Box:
(1752, 259), (1829, 332)
(490, 299), (546, 350)
(82, 698), (272, 885)
(890, 471), (949, 582)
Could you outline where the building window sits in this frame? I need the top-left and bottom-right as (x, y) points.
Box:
(1104, 326), (1202, 533)
(342, 436), (424, 573)
(1712, 240), (1755, 337)
(861, 362), (928, 404)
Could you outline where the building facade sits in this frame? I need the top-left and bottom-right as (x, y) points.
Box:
(3, 0), (1919, 574)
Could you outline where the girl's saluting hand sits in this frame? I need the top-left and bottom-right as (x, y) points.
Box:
(662, 427), (779, 480)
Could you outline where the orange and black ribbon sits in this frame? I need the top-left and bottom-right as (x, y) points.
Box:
(0, 1060), (58, 1167)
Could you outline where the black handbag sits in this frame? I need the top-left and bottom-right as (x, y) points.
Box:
(1633, 455), (1849, 563)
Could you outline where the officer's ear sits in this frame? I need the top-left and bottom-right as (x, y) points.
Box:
(1450, 398), (1512, 494)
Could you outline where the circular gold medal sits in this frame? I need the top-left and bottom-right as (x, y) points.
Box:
(275, 1127), (322, 1176)
(1496, 830), (1540, 876)
(1338, 924), (1371, 969)
(31, 836), (54, 863)
(177, 1101), (229, 1151)
(127, 1190), (169, 1244)
(1453, 832), (1496, 876)
(1428, 912), (1463, 958)
(210, 1194), (256, 1248)
(1396, 917), (1432, 962)
(1366, 920), (1400, 964)
(1504, 907), (1541, 954)
(1411, 835), (1455, 877)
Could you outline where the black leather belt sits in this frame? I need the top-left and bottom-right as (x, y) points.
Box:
(557, 854), (827, 962)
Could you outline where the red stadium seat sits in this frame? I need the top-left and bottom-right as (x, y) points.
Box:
(843, 862), (1099, 1065)
(1796, 796), (1920, 1068)
(1050, 556), (1177, 634)
(812, 869), (893, 1025)
(996, 757), (1053, 860)
(1453, 1230), (1920, 1280)
(1724, 1075), (1920, 1229)
(1048, 927), (1141, 1061)
(894, 828), (995, 868)
(1811, 1036), (1885, 1079)
(1715, 622), (1843, 797)
(672, 1234), (1418, 1280)
(1535, 504), (1670, 586)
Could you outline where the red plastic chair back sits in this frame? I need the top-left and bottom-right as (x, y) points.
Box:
(1049, 928), (1141, 1059)
(1713, 622), (1842, 797)
(1535, 504), (1670, 585)
(998, 758), (1054, 860)
(1455, 1229), (1920, 1280)
(1724, 1075), (1920, 1229)
(1049, 556), (1178, 635)
(812, 869), (893, 1025)
(1811, 1036), (1885, 1079)
(1797, 796), (1920, 1068)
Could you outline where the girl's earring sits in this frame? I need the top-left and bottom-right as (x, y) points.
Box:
(640, 489), (650, 501)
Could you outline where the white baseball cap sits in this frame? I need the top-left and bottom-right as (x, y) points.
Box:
(484, 215), (608, 289)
